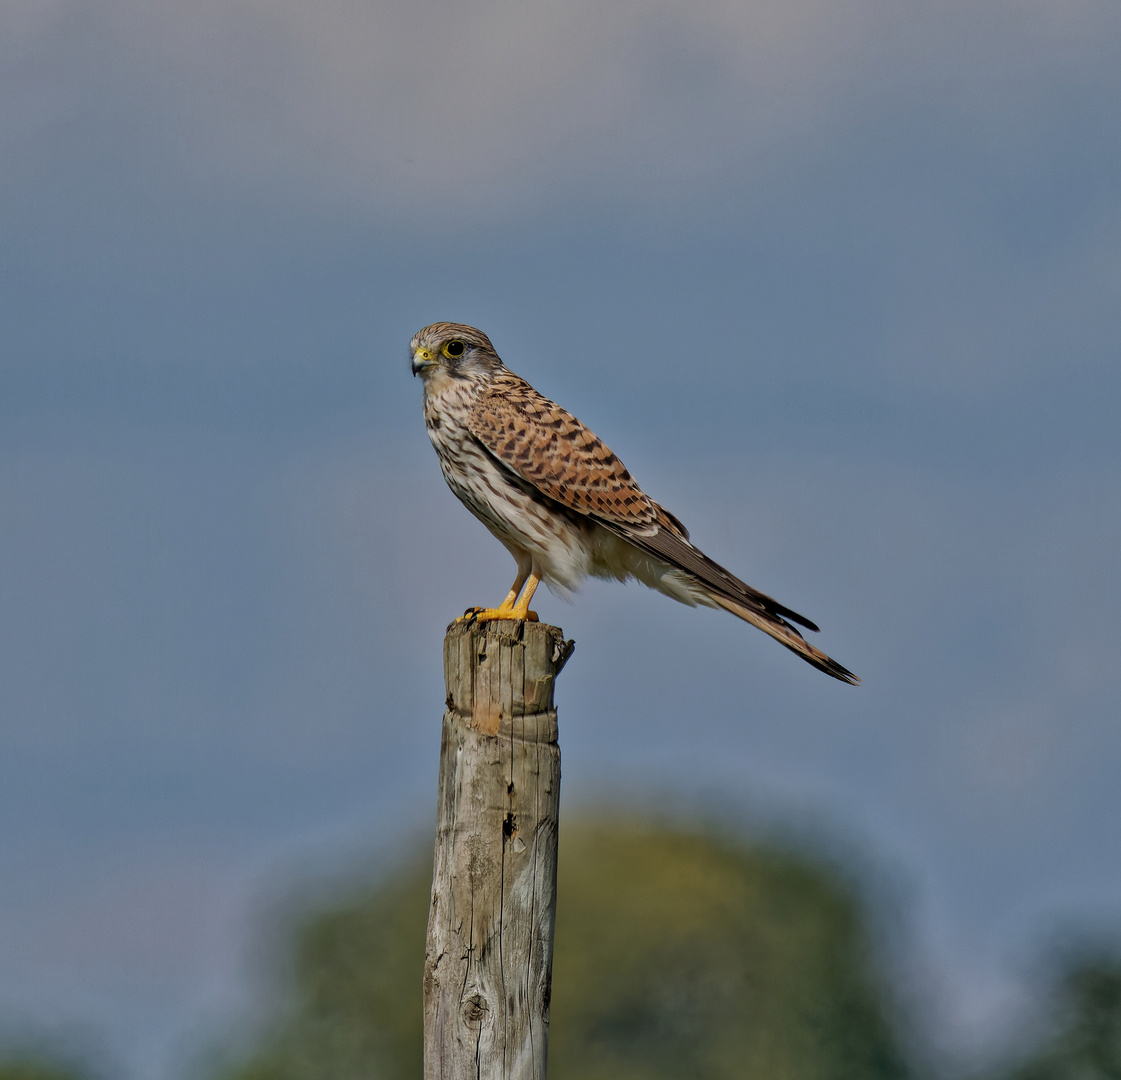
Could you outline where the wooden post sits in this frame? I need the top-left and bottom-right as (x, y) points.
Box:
(423, 619), (574, 1080)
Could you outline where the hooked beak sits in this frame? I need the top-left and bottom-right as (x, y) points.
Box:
(411, 348), (437, 376)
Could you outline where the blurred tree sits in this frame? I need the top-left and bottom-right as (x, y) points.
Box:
(996, 957), (1121, 1080)
(222, 863), (431, 1080)
(550, 824), (908, 1080)
(0, 1060), (86, 1080)
(219, 821), (912, 1080)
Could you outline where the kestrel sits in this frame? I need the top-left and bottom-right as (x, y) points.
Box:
(411, 322), (858, 684)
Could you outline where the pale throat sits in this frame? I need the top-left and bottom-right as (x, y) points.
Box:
(421, 366), (461, 401)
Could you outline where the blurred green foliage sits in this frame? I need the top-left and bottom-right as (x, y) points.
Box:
(997, 959), (1121, 1080)
(222, 855), (431, 1080)
(550, 825), (907, 1080)
(0, 1060), (87, 1080)
(220, 820), (911, 1080)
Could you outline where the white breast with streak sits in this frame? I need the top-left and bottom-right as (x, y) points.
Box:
(423, 380), (595, 592)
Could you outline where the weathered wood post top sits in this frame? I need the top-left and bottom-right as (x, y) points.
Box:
(424, 618), (575, 1080)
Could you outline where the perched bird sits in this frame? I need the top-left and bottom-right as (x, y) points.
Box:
(411, 322), (858, 684)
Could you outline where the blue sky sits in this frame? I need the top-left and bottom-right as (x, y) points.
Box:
(1, 0), (1120, 1075)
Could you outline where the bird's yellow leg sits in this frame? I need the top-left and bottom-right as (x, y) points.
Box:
(509, 572), (540, 620)
(495, 581), (523, 613)
(458, 568), (536, 623)
(460, 572), (540, 624)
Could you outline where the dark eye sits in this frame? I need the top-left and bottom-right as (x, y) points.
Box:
(444, 340), (465, 357)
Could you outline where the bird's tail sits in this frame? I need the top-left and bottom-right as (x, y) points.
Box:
(710, 594), (860, 685)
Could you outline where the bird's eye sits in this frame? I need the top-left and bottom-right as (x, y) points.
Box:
(443, 340), (465, 358)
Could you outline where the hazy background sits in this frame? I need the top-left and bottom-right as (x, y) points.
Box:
(1, 0), (1119, 1076)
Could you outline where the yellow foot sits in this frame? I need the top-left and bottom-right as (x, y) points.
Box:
(457, 606), (539, 624)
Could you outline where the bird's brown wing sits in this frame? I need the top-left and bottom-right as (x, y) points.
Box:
(467, 374), (674, 534)
(468, 376), (816, 630)
(468, 376), (858, 684)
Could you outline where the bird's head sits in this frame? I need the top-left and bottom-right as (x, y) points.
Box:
(410, 323), (503, 383)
